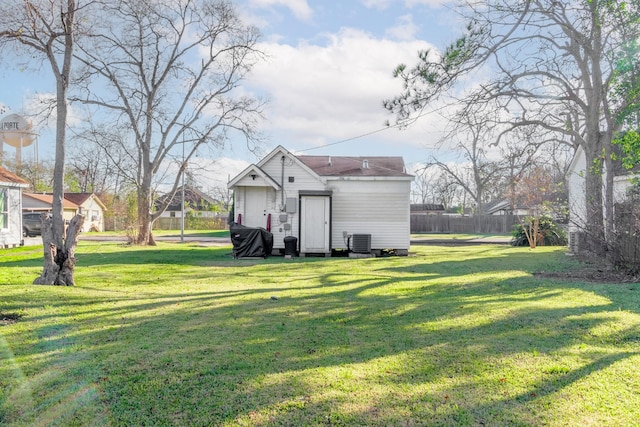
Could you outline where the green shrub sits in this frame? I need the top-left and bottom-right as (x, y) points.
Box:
(511, 215), (567, 246)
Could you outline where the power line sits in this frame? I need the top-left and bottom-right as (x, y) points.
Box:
(296, 122), (399, 153)
(296, 104), (448, 154)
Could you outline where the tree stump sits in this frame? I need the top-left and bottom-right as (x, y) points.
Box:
(33, 214), (85, 286)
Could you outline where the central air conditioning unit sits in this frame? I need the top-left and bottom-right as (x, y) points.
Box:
(351, 234), (371, 253)
(569, 231), (584, 253)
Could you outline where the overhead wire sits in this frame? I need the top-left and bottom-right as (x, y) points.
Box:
(295, 101), (452, 171)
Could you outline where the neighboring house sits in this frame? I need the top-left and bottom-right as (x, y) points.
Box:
(22, 192), (107, 232)
(410, 203), (445, 215)
(228, 145), (414, 256)
(567, 145), (639, 252)
(155, 186), (221, 219)
(483, 199), (531, 216)
(0, 166), (29, 248)
(63, 193), (107, 232)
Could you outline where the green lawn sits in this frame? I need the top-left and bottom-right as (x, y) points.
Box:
(1, 242), (639, 426)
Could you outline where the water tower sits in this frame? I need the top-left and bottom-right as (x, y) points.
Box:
(0, 113), (38, 165)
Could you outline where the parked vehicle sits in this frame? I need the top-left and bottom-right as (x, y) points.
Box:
(22, 212), (45, 237)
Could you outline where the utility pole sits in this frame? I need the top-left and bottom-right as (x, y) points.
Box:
(181, 139), (185, 243)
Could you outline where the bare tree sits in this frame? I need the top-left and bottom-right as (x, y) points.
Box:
(68, 126), (132, 196)
(432, 173), (462, 211)
(0, 0), (87, 285)
(2, 157), (54, 192)
(72, 0), (265, 245)
(411, 166), (438, 204)
(385, 0), (640, 256)
(424, 103), (541, 213)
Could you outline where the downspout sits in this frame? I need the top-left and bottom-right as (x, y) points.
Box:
(281, 155), (285, 209)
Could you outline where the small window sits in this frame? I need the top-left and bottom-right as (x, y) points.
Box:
(170, 211), (176, 218)
(288, 176), (295, 183)
(0, 189), (7, 229)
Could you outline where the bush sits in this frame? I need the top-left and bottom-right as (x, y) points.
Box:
(511, 215), (567, 246)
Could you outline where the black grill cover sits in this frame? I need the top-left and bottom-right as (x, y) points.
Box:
(229, 222), (274, 258)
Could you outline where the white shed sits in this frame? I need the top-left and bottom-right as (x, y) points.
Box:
(228, 146), (413, 256)
(0, 166), (29, 248)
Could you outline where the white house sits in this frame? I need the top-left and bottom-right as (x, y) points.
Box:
(0, 166), (29, 248)
(567, 145), (639, 251)
(228, 146), (414, 256)
(63, 193), (107, 232)
(483, 199), (531, 216)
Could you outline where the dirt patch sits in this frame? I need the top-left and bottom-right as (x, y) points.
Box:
(0, 312), (24, 326)
(534, 268), (640, 284)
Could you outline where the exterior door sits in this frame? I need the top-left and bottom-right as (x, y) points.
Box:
(300, 196), (330, 253)
(244, 187), (267, 228)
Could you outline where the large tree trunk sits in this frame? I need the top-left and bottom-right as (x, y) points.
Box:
(583, 135), (607, 256)
(34, 214), (85, 286)
(135, 183), (156, 246)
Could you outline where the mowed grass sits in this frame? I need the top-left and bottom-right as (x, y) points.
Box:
(1, 242), (639, 426)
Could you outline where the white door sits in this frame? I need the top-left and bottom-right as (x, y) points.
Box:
(300, 196), (330, 253)
(244, 187), (267, 228)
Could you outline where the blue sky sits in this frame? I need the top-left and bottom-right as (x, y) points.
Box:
(0, 0), (464, 190)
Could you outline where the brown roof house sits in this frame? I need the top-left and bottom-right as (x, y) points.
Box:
(23, 192), (107, 232)
(0, 166), (29, 247)
(228, 145), (413, 256)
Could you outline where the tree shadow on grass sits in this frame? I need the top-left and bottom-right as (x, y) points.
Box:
(2, 247), (639, 426)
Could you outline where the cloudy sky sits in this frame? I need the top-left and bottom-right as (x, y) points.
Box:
(0, 0), (465, 190)
(237, 0), (463, 160)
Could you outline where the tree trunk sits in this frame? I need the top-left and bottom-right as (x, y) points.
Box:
(583, 144), (607, 256)
(135, 187), (156, 246)
(34, 214), (85, 286)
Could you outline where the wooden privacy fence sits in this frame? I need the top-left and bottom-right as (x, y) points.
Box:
(411, 214), (520, 234)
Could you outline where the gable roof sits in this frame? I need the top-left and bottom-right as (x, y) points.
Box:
(297, 155), (412, 178)
(257, 145), (323, 181)
(228, 145), (414, 189)
(24, 193), (80, 209)
(0, 166), (29, 187)
(227, 163), (282, 190)
(63, 193), (107, 210)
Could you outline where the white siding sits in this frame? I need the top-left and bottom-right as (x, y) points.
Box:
(234, 153), (325, 250)
(567, 148), (586, 233)
(0, 187), (24, 246)
(78, 197), (105, 232)
(329, 178), (411, 250)
(231, 148), (412, 252)
(613, 174), (639, 204)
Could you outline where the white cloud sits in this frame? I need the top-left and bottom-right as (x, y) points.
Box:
(248, 0), (313, 21)
(21, 92), (82, 130)
(385, 14), (419, 41)
(360, 0), (392, 9)
(361, 0), (454, 9)
(243, 27), (451, 157)
(404, 0), (454, 7)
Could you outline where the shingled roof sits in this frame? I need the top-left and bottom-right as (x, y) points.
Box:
(296, 155), (411, 177)
(23, 193), (80, 209)
(0, 166), (29, 186)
